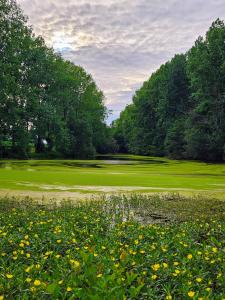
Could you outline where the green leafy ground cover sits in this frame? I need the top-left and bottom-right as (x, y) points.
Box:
(1, 155), (225, 198)
(0, 195), (224, 299)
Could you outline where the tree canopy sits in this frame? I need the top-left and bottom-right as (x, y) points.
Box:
(113, 19), (225, 161)
(0, 0), (112, 159)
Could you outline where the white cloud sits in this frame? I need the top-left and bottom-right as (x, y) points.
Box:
(17, 0), (225, 123)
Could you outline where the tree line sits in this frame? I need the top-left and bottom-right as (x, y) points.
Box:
(0, 0), (115, 159)
(113, 19), (225, 161)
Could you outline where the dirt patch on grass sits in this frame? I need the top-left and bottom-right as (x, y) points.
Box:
(1, 186), (225, 201)
(0, 189), (99, 201)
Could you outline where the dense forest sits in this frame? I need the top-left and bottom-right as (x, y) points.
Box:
(113, 19), (225, 161)
(1, 1), (225, 162)
(0, 0), (115, 159)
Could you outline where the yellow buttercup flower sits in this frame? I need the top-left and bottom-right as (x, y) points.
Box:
(188, 291), (195, 298)
(152, 264), (160, 271)
(67, 287), (72, 292)
(196, 277), (202, 283)
(187, 254), (193, 260)
(70, 260), (80, 268)
(33, 280), (41, 286)
(6, 274), (13, 279)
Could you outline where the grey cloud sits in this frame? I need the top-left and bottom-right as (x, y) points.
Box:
(17, 0), (225, 123)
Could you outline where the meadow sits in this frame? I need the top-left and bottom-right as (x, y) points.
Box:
(1, 155), (225, 199)
(0, 194), (224, 299)
(0, 156), (225, 299)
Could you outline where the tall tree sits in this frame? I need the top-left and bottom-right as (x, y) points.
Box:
(0, 0), (108, 159)
(114, 20), (225, 161)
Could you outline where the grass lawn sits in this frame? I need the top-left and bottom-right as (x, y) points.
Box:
(1, 155), (225, 199)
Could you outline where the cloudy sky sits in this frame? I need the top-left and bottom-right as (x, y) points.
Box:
(17, 0), (225, 123)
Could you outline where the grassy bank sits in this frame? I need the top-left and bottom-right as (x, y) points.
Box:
(0, 194), (224, 299)
(1, 155), (225, 199)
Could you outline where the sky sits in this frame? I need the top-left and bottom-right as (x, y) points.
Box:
(17, 0), (225, 123)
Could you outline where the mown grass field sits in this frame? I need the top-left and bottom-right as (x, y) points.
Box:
(0, 195), (224, 299)
(1, 155), (225, 199)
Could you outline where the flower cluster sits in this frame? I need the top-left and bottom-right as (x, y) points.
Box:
(0, 201), (224, 299)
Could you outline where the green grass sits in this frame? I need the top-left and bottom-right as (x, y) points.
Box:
(0, 195), (224, 299)
(1, 155), (225, 198)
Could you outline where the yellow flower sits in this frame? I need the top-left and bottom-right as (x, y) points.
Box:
(33, 280), (41, 286)
(196, 277), (202, 283)
(58, 280), (63, 285)
(57, 240), (62, 244)
(120, 251), (127, 260)
(163, 263), (168, 268)
(151, 274), (157, 280)
(26, 278), (32, 283)
(26, 253), (31, 258)
(173, 262), (179, 266)
(212, 247), (217, 253)
(25, 266), (32, 273)
(187, 254), (193, 260)
(0, 296), (4, 300)
(97, 273), (103, 278)
(6, 274), (13, 279)
(70, 260), (80, 268)
(152, 264), (160, 271)
(67, 287), (72, 292)
(188, 291), (195, 298)
(166, 296), (172, 300)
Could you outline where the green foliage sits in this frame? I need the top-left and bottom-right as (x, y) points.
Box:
(0, 195), (224, 299)
(114, 19), (225, 161)
(0, 0), (108, 159)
